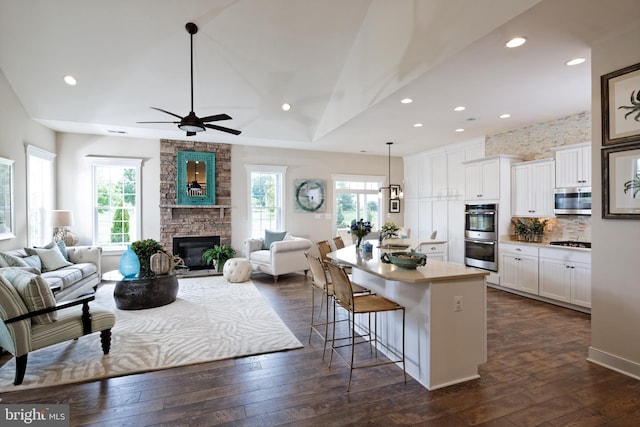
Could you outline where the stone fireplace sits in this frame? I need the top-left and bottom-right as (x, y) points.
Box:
(159, 140), (232, 256)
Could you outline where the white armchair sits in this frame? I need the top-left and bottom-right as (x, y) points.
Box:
(243, 236), (313, 282)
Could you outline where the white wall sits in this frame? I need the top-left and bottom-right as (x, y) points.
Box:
(230, 144), (404, 252)
(56, 133), (161, 272)
(0, 69), (56, 252)
(589, 25), (640, 379)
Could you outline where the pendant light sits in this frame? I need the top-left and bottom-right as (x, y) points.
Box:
(378, 141), (403, 199)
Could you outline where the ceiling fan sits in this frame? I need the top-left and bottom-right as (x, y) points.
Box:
(137, 22), (241, 137)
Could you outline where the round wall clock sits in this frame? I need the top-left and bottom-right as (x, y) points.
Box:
(295, 179), (325, 212)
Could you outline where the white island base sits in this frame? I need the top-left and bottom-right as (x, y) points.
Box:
(330, 244), (488, 391)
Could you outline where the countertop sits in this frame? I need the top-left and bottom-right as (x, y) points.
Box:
(329, 244), (488, 284)
(499, 237), (591, 252)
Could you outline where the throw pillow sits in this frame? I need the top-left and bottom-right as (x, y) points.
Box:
(40, 241), (70, 261)
(22, 255), (42, 273)
(262, 230), (287, 250)
(0, 253), (29, 268)
(25, 247), (72, 272)
(0, 269), (56, 324)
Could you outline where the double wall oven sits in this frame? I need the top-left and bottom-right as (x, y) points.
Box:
(464, 203), (498, 271)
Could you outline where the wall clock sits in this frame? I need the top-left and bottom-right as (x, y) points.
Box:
(294, 179), (325, 212)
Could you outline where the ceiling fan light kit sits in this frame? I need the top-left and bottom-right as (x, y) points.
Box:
(137, 22), (241, 137)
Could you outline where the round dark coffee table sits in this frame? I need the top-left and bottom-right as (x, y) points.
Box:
(110, 273), (179, 310)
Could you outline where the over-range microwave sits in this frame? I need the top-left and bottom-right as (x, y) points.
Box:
(554, 187), (591, 215)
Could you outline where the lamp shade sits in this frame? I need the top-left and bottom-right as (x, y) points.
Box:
(50, 210), (74, 227)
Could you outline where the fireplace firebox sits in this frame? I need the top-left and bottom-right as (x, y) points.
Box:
(173, 236), (221, 270)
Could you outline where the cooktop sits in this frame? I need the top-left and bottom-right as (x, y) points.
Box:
(549, 241), (591, 249)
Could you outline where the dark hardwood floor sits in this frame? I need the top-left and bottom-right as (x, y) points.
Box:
(1, 273), (639, 426)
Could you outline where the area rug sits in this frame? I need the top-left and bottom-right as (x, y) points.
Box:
(0, 276), (303, 391)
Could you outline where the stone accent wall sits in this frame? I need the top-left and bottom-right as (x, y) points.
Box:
(486, 111), (591, 161)
(159, 139), (232, 252)
(487, 111), (592, 242)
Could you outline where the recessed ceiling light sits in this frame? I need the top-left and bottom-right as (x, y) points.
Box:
(64, 75), (77, 86)
(413, 123), (423, 128)
(401, 98), (413, 104)
(282, 103), (291, 111)
(455, 128), (465, 133)
(566, 58), (586, 66)
(454, 106), (466, 112)
(506, 37), (526, 48)
(499, 113), (511, 119)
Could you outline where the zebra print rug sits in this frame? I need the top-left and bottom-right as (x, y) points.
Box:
(0, 276), (303, 391)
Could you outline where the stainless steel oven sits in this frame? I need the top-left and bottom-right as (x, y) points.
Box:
(464, 239), (497, 271)
(464, 203), (498, 271)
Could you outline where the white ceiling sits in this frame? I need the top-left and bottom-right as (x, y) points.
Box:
(1, 0), (639, 157)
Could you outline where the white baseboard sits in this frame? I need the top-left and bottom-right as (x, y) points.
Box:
(587, 347), (640, 381)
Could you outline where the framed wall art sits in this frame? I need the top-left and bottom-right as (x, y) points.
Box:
(0, 157), (15, 240)
(389, 198), (401, 213)
(294, 179), (325, 212)
(176, 151), (216, 205)
(601, 61), (640, 146)
(602, 142), (640, 219)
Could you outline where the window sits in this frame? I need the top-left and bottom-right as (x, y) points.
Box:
(332, 174), (385, 235)
(90, 157), (142, 250)
(26, 145), (55, 247)
(246, 165), (287, 238)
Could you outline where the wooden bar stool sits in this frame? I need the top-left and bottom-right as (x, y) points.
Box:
(326, 262), (406, 392)
(333, 236), (345, 249)
(305, 253), (370, 360)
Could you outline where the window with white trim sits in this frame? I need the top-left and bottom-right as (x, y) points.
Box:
(332, 174), (385, 236)
(246, 165), (287, 238)
(27, 145), (55, 247)
(90, 157), (142, 250)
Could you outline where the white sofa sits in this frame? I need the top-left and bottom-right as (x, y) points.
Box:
(243, 236), (313, 282)
(0, 246), (102, 302)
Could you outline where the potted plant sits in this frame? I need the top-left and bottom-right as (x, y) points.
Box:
(131, 239), (165, 278)
(202, 244), (236, 272)
(380, 221), (400, 242)
(528, 218), (548, 243)
(512, 218), (529, 241)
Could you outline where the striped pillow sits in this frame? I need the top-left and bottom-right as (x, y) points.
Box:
(0, 269), (56, 324)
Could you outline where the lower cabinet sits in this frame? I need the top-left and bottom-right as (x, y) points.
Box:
(499, 243), (539, 295)
(497, 244), (591, 310)
(539, 247), (591, 308)
(419, 242), (448, 262)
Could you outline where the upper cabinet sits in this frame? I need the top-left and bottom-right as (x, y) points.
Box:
(554, 143), (591, 188)
(511, 159), (555, 217)
(464, 155), (521, 202)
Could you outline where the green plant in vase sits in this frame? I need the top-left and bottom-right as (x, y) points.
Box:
(202, 244), (236, 272)
(131, 239), (164, 278)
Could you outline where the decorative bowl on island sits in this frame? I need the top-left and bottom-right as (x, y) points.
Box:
(380, 251), (427, 269)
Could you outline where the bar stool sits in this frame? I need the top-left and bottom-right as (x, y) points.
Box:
(317, 239), (351, 274)
(326, 262), (406, 392)
(305, 253), (370, 360)
(333, 236), (345, 249)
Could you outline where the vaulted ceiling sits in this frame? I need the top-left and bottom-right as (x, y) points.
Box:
(1, 0), (639, 156)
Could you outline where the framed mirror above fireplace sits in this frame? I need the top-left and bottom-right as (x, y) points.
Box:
(176, 151), (216, 205)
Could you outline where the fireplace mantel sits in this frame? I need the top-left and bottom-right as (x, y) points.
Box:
(160, 204), (231, 219)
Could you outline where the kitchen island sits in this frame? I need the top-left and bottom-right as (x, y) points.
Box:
(329, 243), (489, 390)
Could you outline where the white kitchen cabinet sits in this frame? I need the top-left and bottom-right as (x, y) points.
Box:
(465, 158), (500, 201)
(511, 159), (555, 217)
(418, 242), (448, 261)
(403, 155), (420, 199)
(539, 247), (591, 308)
(554, 144), (591, 188)
(499, 243), (539, 295)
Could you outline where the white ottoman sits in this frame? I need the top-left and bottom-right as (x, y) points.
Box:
(223, 258), (252, 283)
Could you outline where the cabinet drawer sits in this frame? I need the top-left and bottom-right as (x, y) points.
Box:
(499, 243), (539, 257)
(419, 243), (446, 254)
(539, 247), (590, 264)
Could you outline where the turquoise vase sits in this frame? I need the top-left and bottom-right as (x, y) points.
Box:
(119, 245), (140, 278)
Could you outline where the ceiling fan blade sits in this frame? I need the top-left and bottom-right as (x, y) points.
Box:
(204, 123), (242, 135)
(137, 121), (180, 124)
(150, 107), (184, 120)
(200, 113), (232, 122)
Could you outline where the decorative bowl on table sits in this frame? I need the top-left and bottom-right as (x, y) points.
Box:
(380, 251), (427, 269)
